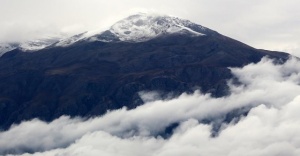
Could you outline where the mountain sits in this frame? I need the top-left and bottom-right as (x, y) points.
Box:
(0, 13), (290, 130)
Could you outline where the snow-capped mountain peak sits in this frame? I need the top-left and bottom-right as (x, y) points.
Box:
(0, 13), (216, 56)
(54, 13), (215, 46)
(107, 13), (206, 42)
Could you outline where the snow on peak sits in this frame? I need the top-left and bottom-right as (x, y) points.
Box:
(25, 13), (214, 49)
(0, 43), (18, 56)
(0, 36), (63, 56)
(19, 37), (61, 51)
(0, 13), (214, 55)
(104, 13), (207, 42)
(54, 13), (212, 46)
(54, 32), (88, 47)
(0, 14), (214, 56)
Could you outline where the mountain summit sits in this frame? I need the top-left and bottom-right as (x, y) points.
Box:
(1, 13), (214, 54)
(0, 13), (218, 54)
(55, 13), (219, 46)
(94, 13), (215, 42)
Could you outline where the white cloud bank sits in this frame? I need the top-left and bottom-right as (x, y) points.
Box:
(1, 57), (300, 156)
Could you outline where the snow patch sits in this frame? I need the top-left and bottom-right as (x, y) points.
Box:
(0, 36), (63, 56)
(55, 13), (210, 46)
(54, 32), (88, 47)
(19, 37), (61, 51)
(108, 13), (206, 42)
(0, 43), (17, 56)
(0, 13), (212, 52)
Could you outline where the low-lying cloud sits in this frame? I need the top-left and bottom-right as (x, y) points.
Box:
(1, 57), (300, 156)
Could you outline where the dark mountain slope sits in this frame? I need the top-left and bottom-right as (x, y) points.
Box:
(0, 33), (289, 129)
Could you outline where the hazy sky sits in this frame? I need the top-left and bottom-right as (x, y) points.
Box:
(0, 0), (299, 56)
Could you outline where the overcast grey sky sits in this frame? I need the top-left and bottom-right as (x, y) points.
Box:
(0, 0), (299, 56)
